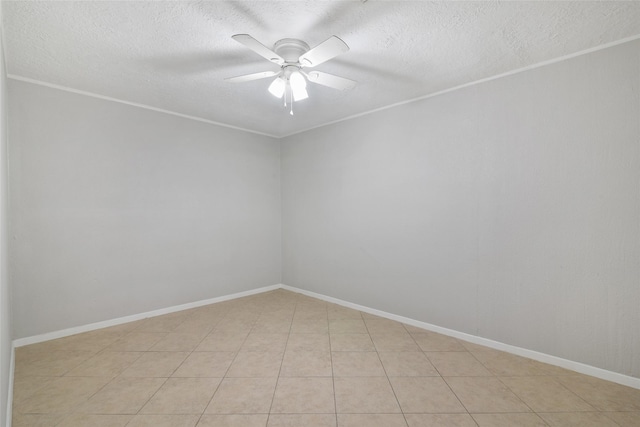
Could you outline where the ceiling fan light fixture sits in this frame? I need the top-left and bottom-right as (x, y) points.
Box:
(292, 85), (309, 102)
(268, 76), (286, 98)
(289, 71), (308, 102)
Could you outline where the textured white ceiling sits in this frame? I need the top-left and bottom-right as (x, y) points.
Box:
(4, 1), (640, 137)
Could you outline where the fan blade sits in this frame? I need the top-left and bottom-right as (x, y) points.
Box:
(225, 71), (280, 83)
(305, 71), (357, 90)
(299, 36), (349, 68)
(231, 34), (284, 64)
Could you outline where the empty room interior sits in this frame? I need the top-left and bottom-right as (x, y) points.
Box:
(0, 1), (639, 426)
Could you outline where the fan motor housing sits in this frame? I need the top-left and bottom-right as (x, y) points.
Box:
(274, 39), (310, 63)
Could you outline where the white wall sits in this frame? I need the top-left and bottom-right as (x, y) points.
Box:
(9, 80), (281, 339)
(0, 4), (12, 424)
(282, 40), (640, 378)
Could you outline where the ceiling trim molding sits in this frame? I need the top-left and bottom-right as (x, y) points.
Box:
(6, 74), (280, 139)
(280, 33), (640, 139)
(7, 33), (640, 140)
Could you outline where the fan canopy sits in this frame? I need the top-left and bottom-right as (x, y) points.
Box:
(273, 39), (311, 64)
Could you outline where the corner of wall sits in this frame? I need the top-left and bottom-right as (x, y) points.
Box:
(1, 2), (15, 423)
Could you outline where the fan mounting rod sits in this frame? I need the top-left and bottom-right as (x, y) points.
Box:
(274, 38), (310, 63)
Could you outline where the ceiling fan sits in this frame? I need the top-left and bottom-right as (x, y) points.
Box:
(225, 34), (357, 115)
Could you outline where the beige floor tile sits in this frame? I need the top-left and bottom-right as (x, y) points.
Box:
(329, 319), (368, 334)
(196, 331), (248, 352)
(128, 414), (200, 427)
(330, 334), (375, 351)
(286, 334), (330, 352)
(205, 377), (277, 414)
(426, 352), (492, 376)
(135, 313), (189, 333)
(411, 332), (466, 352)
(534, 362), (577, 377)
(337, 414), (407, 426)
(75, 376), (166, 414)
(226, 351), (284, 377)
(172, 351), (235, 377)
(389, 377), (466, 413)
(17, 376), (111, 414)
(268, 414), (335, 427)
(290, 319), (329, 334)
(327, 307), (363, 320)
(363, 319), (407, 334)
(500, 376), (595, 412)
(119, 351), (189, 377)
(271, 377), (335, 413)
(280, 350), (332, 377)
(405, 413), (477, 426)
(555, 375), (640, 411)
(103, 332), (167, 352)
(604, 411), (640, 427)
(444, 376), (530, 413)
(334, 377), (401, 414)
(471, 413), (547, 426)
(56, 414), (132, 426)
(402, 324), (429, 334)
(214, 321), (256, 335)
(457, 340), (492, 352)
(64, 351), (142, 377)
(370, 333), (420, 351)
(293, 312), (329, 322)
(172, 319), (217, 337)
(187, 309), (225, 325)
(331, 351), (385, 377)
(472, 349), (556, 376)
(14, 350), (95, 377)
(14, 344), (54, 363)
(538, 411), (620, 426)
(259, 309), (295, 321)
(378, 352), (439, 377)
(198, 414), (268, 426)
(11, 413), (64, 427)
(241, 333), (289, 352)
(16, 340), (66, 356)
(149, 333), (204, 352)
(46, 331), (123, 353)
(140, 377), (221, 414)
(252, 320), (292, 334)
(11, 376), (54, 405)
(295, 300), (328, 312)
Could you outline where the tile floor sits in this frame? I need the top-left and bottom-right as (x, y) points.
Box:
(11, 289), (640, 426)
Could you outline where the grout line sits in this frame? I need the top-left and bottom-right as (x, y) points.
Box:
(265, 298), (294, 424)
(363, 319), (410, 426)
(160, 308), (223, 423)
(122, 311), (199, 420)
(492, 375), (538, 417)
(195, 313), (246, 424)
(406, 328), (479, 425)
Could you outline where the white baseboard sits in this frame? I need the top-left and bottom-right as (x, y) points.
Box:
(12, 284), (281, 348)
(280, 284), (640, 390)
